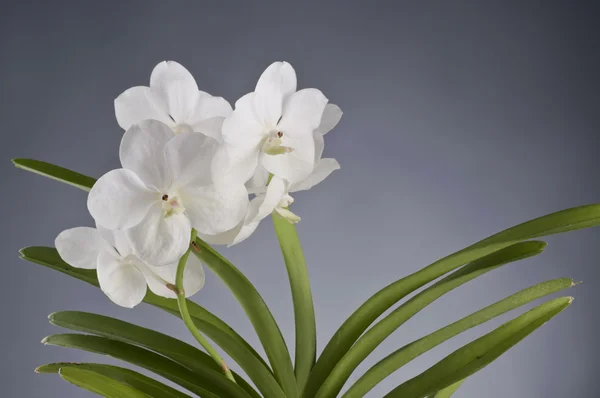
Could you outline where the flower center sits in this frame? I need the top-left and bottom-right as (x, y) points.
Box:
(262, 131), (294, 156)
(161, 193), (185, 218)
(173, 123), (193, 135)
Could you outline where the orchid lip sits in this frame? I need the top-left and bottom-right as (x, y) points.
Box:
(261, 132), (294, 156)
(173, 123), (193, 135)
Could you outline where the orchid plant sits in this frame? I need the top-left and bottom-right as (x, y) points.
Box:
(14, 60), (600, 398)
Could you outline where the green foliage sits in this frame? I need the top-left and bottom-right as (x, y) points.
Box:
(15, 160), (599, 397)
(57, 367), (153, 398)
(12, 158), (95, 192)
(384, 297), (572, 397)
(37, 363), (191, 398)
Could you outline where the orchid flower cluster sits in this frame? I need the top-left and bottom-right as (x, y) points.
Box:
(16, 60), (598, 398)
(56, 61), (341, 308)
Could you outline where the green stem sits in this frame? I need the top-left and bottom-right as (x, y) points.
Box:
(174, 229), (236, 383)
(272, 212), (316, 392)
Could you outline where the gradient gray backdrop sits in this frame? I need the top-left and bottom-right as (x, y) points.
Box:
(2, 1), (599, 397)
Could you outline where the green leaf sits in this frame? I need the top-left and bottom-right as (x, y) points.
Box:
(19, 247), (283, 398)
(305, 204), (600, 396)
(37, 362), (190, 398)
(272, 212), (317, 390)
(314, 241), (546, 397)
(342, 278), (575, 397)
(49, 311), (259, 398)
(58, 367), (151, 397)
(12, 158), (95, 192)
(43, 334), (251, 398)
(383, 296), (573, 398)
(428, 379), (466, 398)
(193, 238), (298, 398)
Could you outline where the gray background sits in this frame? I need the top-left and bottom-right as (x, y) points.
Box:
(2, 1), (599, 397)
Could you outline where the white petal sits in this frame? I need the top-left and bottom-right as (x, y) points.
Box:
(246, 166), (270, 191)
(114, 87), (172, 131)
(228, 180), (285, 246)
(192, 116), (226, 142)
(150, 61), (198, 123)
(55, 227), (113, 269)
(290, 158), (340, 192)
(189, 93), (232, 124)
(97, 251), (146, 308)
(314, 131), (325, 162)
(180, 252), (206, 297)
(164, 132), (218, 187)
(96, 224), (133, 258)
(120, 120), (173, 191)
(144, 255), (205, 299)
(255, 62), (297, 100)
(315, 103), (343, 135)
(88, 169), (157, 230)
(260, 134), (315, 182)
(247, 177), (287, 222)
(197, 224), (243, 246)
(211, 143), (260, 185)
(230, 220), (261, 246)
(126, 202), (191, 267)
(182, 182), (249, 236)
(254, 62), (297, 127)
(278, 88), (329, 135)
(221, 93), (266, 146)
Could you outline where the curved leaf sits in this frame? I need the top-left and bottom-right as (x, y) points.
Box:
(428, 379), (465, 398)
(14, 162), (284, 395)
(315, 241), (546, 397)
(58, 367), (151, 397)
(37, 362), (190, 398)
(273, 212), (317, 390)
(19, 246), (282, 398)
(343, 278), (575, 397)
(383, 297), (573, 397)
(12, 158), (95, 192)
(193, 238), (298, 398)
(49, 311), (259, 398)
(305, 204), (600, 396)
(43, 334), (250, 398)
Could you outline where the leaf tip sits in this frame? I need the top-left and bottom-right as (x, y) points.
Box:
(41, 336), (50, 345)
(571, 280), (583, 287)
(567, 296), (575, 304)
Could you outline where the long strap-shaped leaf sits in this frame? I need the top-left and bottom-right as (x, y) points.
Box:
(37, 362), (191, 398)
(342, 277), (575, 397)
(49, 311), (259, 398)
(43, 334), (251, 398)
(383, 296), (573, 397)
(14, 161), (290, 397)
(58, 367), (152, 398)
(20, 247), (283, 398)
(12, 158), (95, 192)
(304, 204), (600, 396)
(273, 212), (317, 390)
(314, 241), (546, 397)
(428, 380), (466, 398)
(193, 238), (298, 398)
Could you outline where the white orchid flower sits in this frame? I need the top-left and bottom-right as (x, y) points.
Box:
(212, 61), (329, 185)
(201, 107), (341, 246)
(87, 119), (249, 266)
(115, 61), (232, 140)
(55, 226), (205, 308)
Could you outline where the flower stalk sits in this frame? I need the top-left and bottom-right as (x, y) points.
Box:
(174, 229), (236, 383)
